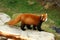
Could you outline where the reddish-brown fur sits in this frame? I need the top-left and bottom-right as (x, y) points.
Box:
(8, 13), (47, 26)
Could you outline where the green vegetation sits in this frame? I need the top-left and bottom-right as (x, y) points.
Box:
(0, 0), (60, 40)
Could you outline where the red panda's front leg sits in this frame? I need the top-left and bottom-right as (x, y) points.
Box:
(37, 21), (44, 31)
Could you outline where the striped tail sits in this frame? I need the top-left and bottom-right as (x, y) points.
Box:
(8, 14), (21, 26)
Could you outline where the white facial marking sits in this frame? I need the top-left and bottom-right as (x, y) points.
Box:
(46, 13), (47, 15)
(45, 13), (47, 21)
(45, 18), (47, 21)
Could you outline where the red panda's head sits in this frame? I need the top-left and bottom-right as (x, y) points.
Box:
(40, 13), (47, 22)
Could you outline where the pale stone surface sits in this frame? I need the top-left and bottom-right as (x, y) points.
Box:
(0, 25), (55, 40)
(0, 13), (55, 40)
(0, 13), (11, 25)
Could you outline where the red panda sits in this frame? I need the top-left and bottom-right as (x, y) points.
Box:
(7, 13), (47, 31)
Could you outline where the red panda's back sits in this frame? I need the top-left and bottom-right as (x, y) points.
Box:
(20, 14), (40, 25)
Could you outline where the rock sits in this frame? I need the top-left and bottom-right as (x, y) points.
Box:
(0, 25), (55, 40)
(50, 26), (60, 33)
(0, 37), (7, 40)
(0, 12), (11, 25)
(27, 0), (35, 5)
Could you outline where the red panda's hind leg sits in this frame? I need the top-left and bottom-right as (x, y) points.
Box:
(20, 23), (26, 31)
(26, 24), (32, 29)
(33, 25), (37, 30)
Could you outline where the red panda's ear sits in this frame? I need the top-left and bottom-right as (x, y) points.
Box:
(41, 14), (43, 16)
(46, 13), (47, 16)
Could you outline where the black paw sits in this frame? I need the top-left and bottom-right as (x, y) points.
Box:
(21, 28), (26, 31)
(33, 27), (37, 30)
(38, 29), (44, 31)
(28, 27), (32, 29)
(33, 28), (36, 30)
(21, 29), (26, 31)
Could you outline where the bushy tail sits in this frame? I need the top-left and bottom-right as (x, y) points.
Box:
(7, 14), (21, 26)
